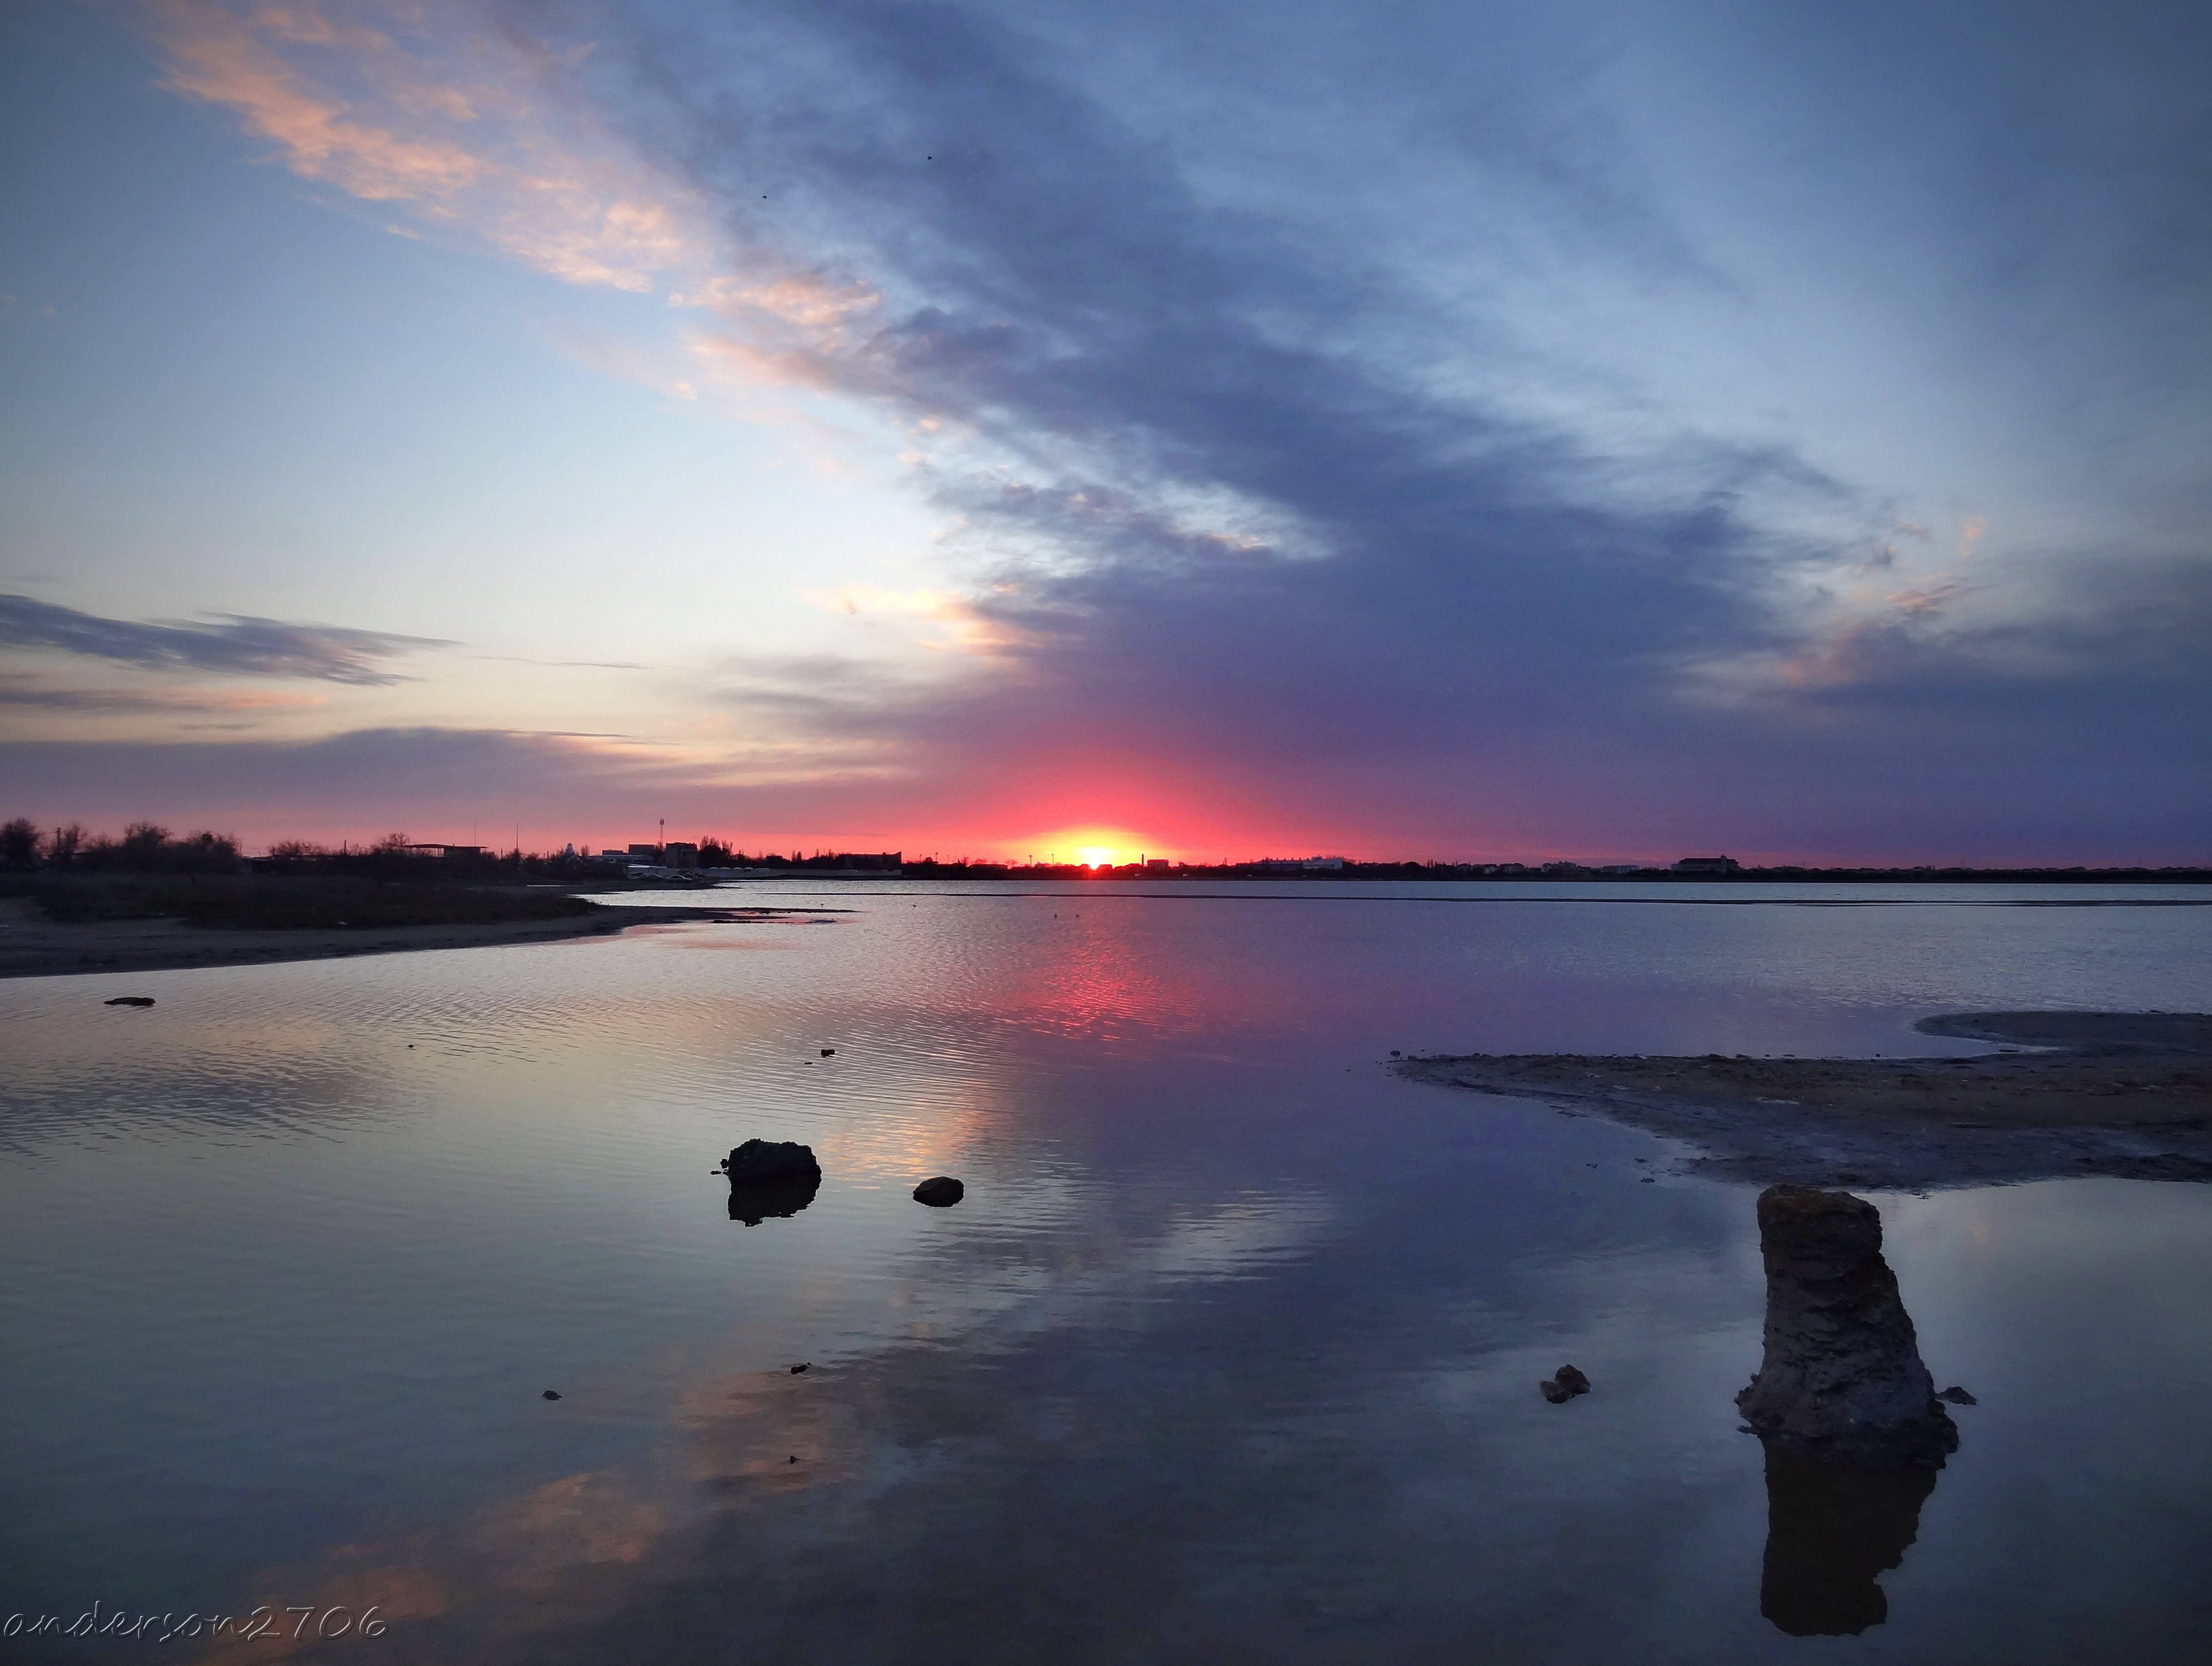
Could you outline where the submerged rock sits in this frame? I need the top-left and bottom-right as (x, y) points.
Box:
(723, 1139), (822, 1184)
(1540, 1364), (1591, 1404)
(1936, 1385), (1977, 1406)
(1736, 1186), (1957, 1468)
(912, 1176), (965, 1207)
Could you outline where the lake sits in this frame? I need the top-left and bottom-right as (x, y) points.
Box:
(4, 881), (2210, 1661)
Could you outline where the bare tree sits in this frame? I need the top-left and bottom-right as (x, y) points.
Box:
(0, 818), (40, 870)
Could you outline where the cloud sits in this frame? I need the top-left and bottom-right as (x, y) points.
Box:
(0, 594), (450, 684)
(0, 675), (326, 712)
(108, 0), (2212, 859)
(148, 0), (482, 202)
(809, 583), (1040, 657)
(471, 655), (653, 671)
(139, 0), (702, 293)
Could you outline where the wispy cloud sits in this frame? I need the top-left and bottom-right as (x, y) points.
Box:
(140, 0), (700, 293)
(0, 676), (326, 712)
(470, 655), (653, 671)
(809, 583), (1040, 658)
(0, 594), (449, 684)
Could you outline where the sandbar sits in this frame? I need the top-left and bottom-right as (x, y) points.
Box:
(0, 898), (800, 980)
(1397, 1011), (2212, 1189)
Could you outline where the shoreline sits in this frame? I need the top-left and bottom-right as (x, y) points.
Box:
(0, 899), (803, 980)
(1396, 1011), (2212, 1190)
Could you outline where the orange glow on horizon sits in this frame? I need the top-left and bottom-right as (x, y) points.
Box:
(1022, 827), (1157, 868)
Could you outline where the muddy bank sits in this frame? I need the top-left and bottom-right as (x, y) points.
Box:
(1396, 1011), (2212, 1189)
(0, 899), (816, 980)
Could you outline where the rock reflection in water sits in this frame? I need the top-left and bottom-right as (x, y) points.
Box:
(1738, 1185), (1957, 1636)
(1759, 1445), (1938, 1634)
(726, 1175), (820, 1226)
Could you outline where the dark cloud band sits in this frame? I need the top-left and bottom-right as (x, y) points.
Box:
(0, 594), (451, 685)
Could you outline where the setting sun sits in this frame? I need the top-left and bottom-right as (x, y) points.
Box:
(1021, 827), (1158, 868)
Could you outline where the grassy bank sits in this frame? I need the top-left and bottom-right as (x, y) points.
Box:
(0, 873), (597, 931)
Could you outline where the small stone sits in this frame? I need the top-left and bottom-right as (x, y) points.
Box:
(790, 1363), (810, 1374)
(1540, 1365), (1590, 1403)
(820, 1048), (836, 1057)
(542, 1390), (561, 1401)
(788, 1455), (799, 1464)
(913, 1176), (965, 1207)
(1937, 1385), (1977, 1405)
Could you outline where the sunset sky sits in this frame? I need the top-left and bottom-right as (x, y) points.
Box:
(2, 0), (2206, 863)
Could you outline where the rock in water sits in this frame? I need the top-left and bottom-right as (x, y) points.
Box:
(1936, 1385), (1977, 1406)
(1540, 1364), (1590, 1403)
(1736, 1186), (1957, 1468)
(104, 996), (156, 1008)
(723, 1139), (821, 1185)
(912, 1176), (965, 1207)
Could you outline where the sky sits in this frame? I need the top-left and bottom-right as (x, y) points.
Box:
(1, 0), (2206, 864)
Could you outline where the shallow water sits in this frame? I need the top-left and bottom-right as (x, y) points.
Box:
(3, 881), (2209, 1661)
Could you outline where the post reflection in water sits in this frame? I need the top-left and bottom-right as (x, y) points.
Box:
(1737, 1185), (1958, 1636)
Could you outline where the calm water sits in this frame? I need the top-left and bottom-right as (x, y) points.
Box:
(4, 881), (2210, 1662)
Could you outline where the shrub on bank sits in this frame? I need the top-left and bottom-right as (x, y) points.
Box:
(1, 820), (242, 874)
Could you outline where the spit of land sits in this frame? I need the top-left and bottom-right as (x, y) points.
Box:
(1399, 1012), (2212, 1189)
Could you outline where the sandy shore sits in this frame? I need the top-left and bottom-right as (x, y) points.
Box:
(1397, 1011), (2212, 1189)
(0, 898), (805, 980)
